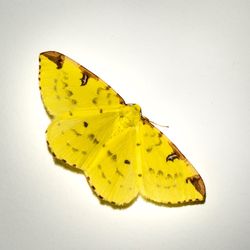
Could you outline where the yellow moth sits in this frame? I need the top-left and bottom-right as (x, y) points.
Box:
(39, 51), (206, 207)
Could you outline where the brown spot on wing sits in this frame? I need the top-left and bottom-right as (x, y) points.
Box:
(111, 154), (117, 161)
(83, 121), (88, 127)
(71, 99), (77, 105)
(93, 138), (99, 144)
(148, 167), (155, 174)
(92, 97), (98, 104)
(88, 134), (95, 140)
(79, 65), (99, 80)
(65, 90), (73, 97)
(166, 153), (179, 162)
(124, 159), (130, 164)
(41, 51), (65, 69)
(116, 168), (124, 177)
(71, 129), (82, 137)
(107, 150), (112, 156)
(157, 170), (163, 176)
(80, 73), (89, 86)
(146, 147), (152, 152)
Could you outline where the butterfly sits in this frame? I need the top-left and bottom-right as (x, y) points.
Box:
(39, 51), (206, 207)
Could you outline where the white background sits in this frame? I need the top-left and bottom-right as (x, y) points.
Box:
(1, 0), (250, 249)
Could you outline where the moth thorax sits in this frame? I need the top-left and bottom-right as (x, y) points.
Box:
(119, 104), (141, 128)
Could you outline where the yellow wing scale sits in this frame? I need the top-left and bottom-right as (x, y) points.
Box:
(39, 51), (206, 207)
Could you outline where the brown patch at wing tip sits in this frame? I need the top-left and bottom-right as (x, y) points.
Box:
(187, 175), (206, 198)
(41, 51), (65, 69)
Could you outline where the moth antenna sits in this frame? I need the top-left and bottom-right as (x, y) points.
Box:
(150, 120), (169, 128)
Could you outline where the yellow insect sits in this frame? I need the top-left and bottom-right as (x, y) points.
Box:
(39, 51), (206, 207)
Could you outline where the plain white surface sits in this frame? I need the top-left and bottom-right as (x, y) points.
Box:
(0, 0), (250, 249)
